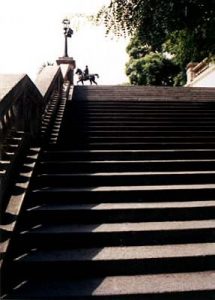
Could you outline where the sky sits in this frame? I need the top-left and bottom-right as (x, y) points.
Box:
(0, 0), (129, 84)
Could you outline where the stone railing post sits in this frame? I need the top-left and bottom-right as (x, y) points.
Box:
(186, 63), (198, 84)
(56, 57), (76, 84)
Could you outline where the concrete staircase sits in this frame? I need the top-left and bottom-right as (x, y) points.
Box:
(2, 85), (215, 299)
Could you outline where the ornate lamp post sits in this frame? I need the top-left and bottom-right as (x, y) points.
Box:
(62, 18), (73, 58)
(57, 18), (76, 84)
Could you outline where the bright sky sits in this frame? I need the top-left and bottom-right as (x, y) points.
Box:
(0, 0), (129, 84)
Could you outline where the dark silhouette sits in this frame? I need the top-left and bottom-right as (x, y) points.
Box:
(76, 68), (99, 85)
(84, 65), (89, 79)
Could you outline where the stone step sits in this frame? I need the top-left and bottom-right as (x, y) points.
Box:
(74, 98), (215, 102)
(73, 120), (215, 125)
(71, 102), (215, 107)
(76, 115), (215, 121)
(14, 220), (215, 248)
(29, 184), (215, 203)
(38, 159), (215, 173)
(76, 96), (215, 101)
(10, 244), (215, 277)
(48, 142), (215, 150)
(69, 108), (215, 115)
(41, 149), (215, 161)
(73, 86), (215, 100)
(69, 115), (215, 126)
(4, 271), (215, 299)
(71, 126), (215, 133)
(70, 108), (215, 114)
(76, 97), (215, 101)
(72, 112), (215, 117)
(71, 100), (215, 106)
(64, 130), (215, 137)
(74, 95), (215, 99)
(22, 201), (215, 224)
(31, 184), (215, 193)
(65, 136), (215, 142)
(83, 124), (215, 129)
(34, 171), (215, 187)
(64, 123), (215, 129)
(75, 96), (215, 101)
(70, 106), (215, 112)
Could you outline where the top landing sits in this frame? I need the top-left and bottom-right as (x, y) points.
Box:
(73, 85), (215, 102)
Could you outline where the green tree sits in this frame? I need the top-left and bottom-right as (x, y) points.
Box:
(97, 0), (215, 50)
(97, 0), (215, 85)
(126, 35), (152, 59)
(163, 29), (215, 84)
(126, 52), (180, 86)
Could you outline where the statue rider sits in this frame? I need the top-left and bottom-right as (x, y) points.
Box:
(84, 65), (89, 79)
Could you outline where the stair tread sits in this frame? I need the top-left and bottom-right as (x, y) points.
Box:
(38, 170), (215, 176)
(6, 271), (215, 298)
(26, 201), (215, 211)
(20, 220), (215, 234)
(43, 149), (215, 153)
(71, 142), (215, 145)
(13, 243), (215, 262)
(32, 183), (215, 193)
(75, 132), (214, 138)
(40, 159), (215, 163)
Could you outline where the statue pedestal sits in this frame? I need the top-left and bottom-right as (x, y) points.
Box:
(56, 57), (76, 84)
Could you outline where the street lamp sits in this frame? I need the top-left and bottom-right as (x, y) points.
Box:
(62, 18), (73, 57)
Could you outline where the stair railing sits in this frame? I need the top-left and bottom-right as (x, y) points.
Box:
(0, 67), (64, 209)
(0, 67), (67, 269)
(36, 66), (63, 143)
(0, 74), (43, 207)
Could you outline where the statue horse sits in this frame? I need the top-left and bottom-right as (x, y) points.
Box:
(76, 68), (99, 85)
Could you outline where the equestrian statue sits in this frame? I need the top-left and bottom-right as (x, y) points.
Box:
(75, 67), (99, 85)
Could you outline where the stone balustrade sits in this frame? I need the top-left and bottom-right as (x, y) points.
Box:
(0, 66), (64, 207)
(0, 74), (43, 144)
(186, 58), (212, 85)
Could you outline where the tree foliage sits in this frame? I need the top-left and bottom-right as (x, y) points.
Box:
(97, 0), (215, 85)
(126, 35), (152, 59)
(97, 0), (215, 49)
(126, 52), (180, 86)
